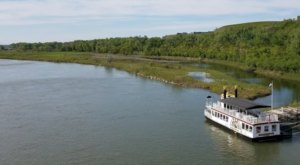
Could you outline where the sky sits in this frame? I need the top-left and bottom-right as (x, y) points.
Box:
(0, 0), (300, 44)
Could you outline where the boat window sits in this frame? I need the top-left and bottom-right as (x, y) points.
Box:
(226, 116), (228, 122)
(256, 126), (261, 133)
(224, 104), (226, 108)
(242, 123), (245, 129)
(223, 115), (225, 120)
(246, 125), (248, 130)
(249, 126), (252, 132)
(272, 125), (276, 131)
(264, 125), (269, 132)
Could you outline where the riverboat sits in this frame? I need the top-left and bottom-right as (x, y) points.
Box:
(204, 87), (282, 141)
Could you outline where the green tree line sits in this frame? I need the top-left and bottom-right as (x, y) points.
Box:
(8, 19), (300, 72)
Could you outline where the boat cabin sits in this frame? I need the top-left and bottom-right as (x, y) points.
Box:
(205, 89), (281, 141)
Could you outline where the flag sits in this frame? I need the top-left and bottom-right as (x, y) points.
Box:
(269, 82), (273, 88)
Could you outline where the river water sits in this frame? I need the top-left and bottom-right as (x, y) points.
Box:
(0, 59), (299, 165)
(195, 63), (300, 107)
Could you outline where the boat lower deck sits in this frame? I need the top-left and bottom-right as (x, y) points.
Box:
(205, 116), (287, 142)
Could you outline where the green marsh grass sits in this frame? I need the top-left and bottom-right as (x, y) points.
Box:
(0, 51), (270, 99)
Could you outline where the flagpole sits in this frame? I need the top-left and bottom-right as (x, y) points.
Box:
(271, 81), (273, 110)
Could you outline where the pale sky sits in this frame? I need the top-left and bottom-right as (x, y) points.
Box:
(0, 0), (299, 44)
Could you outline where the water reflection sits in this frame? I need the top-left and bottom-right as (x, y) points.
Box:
(0, 59), (33, 67)
(194, 62), (300, 106)
(205, 121), (280, 165)
(0, 59), (300, 164)
(188, 72), (214, 83)
(239, 78), (263, 84)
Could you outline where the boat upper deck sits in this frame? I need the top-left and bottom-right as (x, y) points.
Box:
(207, 101), (279, 125)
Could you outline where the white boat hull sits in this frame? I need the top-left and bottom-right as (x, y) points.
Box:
(205, 105), (281, 141)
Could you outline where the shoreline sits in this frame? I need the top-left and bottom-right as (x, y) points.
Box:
(0, 51), (271, 99)
(135, 55), (300, 82)
(200, 59), (300, 83)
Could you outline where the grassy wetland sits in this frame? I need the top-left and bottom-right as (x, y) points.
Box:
(0, 51), (270, 99)
(2, 19), (300, 101)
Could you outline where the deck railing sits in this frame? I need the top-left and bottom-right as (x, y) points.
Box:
(208, 103), (278, 124)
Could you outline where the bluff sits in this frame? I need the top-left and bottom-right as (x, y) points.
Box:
(9, 19), (300, 72)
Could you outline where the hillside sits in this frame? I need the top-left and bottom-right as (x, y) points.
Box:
(7, 18), (300, 73)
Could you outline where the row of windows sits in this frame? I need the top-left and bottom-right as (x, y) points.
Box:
(212, 111), (229, 122)
(223, 103), (243, 111)
(242, 123), (252, 132)
(224, 104), (233, 109)
(256, 125), (277, 133)
(211, 110), (278, 134)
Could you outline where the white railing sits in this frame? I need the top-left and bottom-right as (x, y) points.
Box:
(208, 103), (278, 124)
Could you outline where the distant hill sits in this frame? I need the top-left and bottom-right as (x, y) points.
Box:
(8, 18), (300, 72)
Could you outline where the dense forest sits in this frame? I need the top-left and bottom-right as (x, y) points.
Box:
(5, 18), (300, 72)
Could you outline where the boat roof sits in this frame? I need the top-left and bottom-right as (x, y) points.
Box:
(220, 97), (270, 110)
